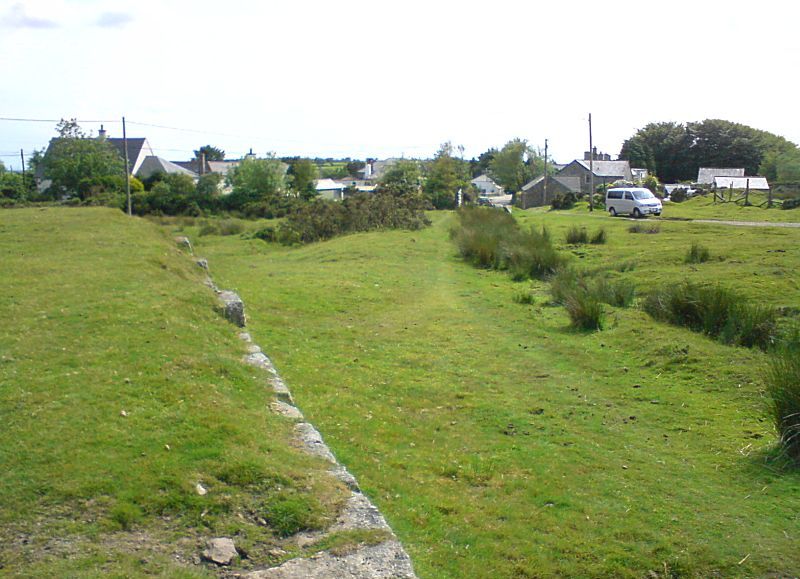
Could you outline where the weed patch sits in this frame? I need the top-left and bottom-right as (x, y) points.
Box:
(628, 223), (661, 234)
(565, 226), (589, 244)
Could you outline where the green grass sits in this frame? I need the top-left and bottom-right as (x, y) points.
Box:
(191, 211), (800, 578)
(0, 207), (344, 576)
(660, 193), (800, 222)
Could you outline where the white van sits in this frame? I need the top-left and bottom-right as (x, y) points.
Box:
(605, 187), (662, 217)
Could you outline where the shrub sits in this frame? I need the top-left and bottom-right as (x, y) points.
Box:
(590, 228), (607, 244)
(550, 192), (576, 210)
(685, 242), (711, 263)
(277, 192), (430, 245)
(781, 197), (800, 210)
(671, 188), (689, 203)
(628, 223), (660, 234)
(253, 226), (276, 242)
(565, 226), (589, 244)
(643, 281), (777, 350)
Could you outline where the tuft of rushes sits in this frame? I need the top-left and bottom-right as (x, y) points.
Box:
(685, 241), (711, 263)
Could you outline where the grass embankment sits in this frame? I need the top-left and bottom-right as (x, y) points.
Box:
(191, 211), (800, 577)
(0, 208), (345, 577)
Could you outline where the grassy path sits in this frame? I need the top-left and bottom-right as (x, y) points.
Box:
(195, 213), (800, 578)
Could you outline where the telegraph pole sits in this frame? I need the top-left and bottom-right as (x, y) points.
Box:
(588, 113), (594, 212)
(122, 116), (131, 216)
(19, 149), (26, 192)
(543, 139), (548, 206)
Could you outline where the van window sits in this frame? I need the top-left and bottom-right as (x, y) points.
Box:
(633, 190), (655, 200)
(607, 190), (622, 200)
(624, 192), (633, 200)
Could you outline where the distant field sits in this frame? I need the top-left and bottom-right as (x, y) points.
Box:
(0, 208), (344, 577)
(191, 210), (800, 577)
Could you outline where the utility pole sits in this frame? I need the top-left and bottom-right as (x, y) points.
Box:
(19, 149), (26, 192)
(588, 113), (594, 212)
(123, 116), (131, 216)
(543, 139), (548, 206)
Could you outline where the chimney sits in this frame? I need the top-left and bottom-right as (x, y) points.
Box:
(245, 148), (255, 160)
(604, 153), (611, 161)
(584, 151), (592, 161)
(592, 146), (598, 160)
(98, 125), (107, 140)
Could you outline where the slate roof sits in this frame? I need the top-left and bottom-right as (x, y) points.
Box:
(697, 167), (744, 184)
(136, 156), (198, 180)
(713, 176), (769, 190)
(575, 159), (631, 178)
(521, 175), (581, 193)
(105, 138), (153, 174)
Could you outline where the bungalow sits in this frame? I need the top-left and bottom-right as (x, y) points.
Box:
(471, 174), (504, 196)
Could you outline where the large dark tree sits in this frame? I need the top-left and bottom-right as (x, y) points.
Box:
(619, 119), (797, 183)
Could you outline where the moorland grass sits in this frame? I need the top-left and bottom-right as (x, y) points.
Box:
(0, 207), (344, 576)
(194, 210), (800, 578)
(643, 281), (778, 350)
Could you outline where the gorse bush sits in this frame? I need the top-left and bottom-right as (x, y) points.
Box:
(643, 281), (777, 350)
(686, 242), (711, 263)
(276, 192), (430, 244)
(451, 208), (564, 279)
(565, 226), (589, 244)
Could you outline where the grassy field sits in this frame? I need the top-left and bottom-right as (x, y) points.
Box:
(608, 192), (800, 223)
(0, 208), (346, 577)
(190, 209), (800, 578)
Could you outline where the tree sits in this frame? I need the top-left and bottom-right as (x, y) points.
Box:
(620, 119), (797, 183)
(226, 155), (288, 207)
(489, 139), (535, 193)
(346, 160), (366, 177)
(287, 158), (319, 200)
(377, 160), (423, 197)
(619, 122), (693, 183)
(425, 142), (471, 209)
(470, 148), (497, 178)
(42, 119), (125, 200)
(193, 145), (225, 161)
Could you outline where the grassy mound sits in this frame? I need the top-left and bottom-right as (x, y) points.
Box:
(0, 208), (343, 576)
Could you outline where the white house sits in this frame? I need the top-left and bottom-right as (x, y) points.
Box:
(316, 178), (347, 200)
(471, 174), (504, 196)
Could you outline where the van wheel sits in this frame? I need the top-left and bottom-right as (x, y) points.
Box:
(609, 207), (616, 217)
(633, 208), (642, 218)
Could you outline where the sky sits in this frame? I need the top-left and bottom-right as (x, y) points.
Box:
(1, 0), (799, 168)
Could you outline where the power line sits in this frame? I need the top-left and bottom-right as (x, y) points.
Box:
(0, 116), (119, 123)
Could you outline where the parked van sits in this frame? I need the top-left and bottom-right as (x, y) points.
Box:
(605, 187), (662, 217)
